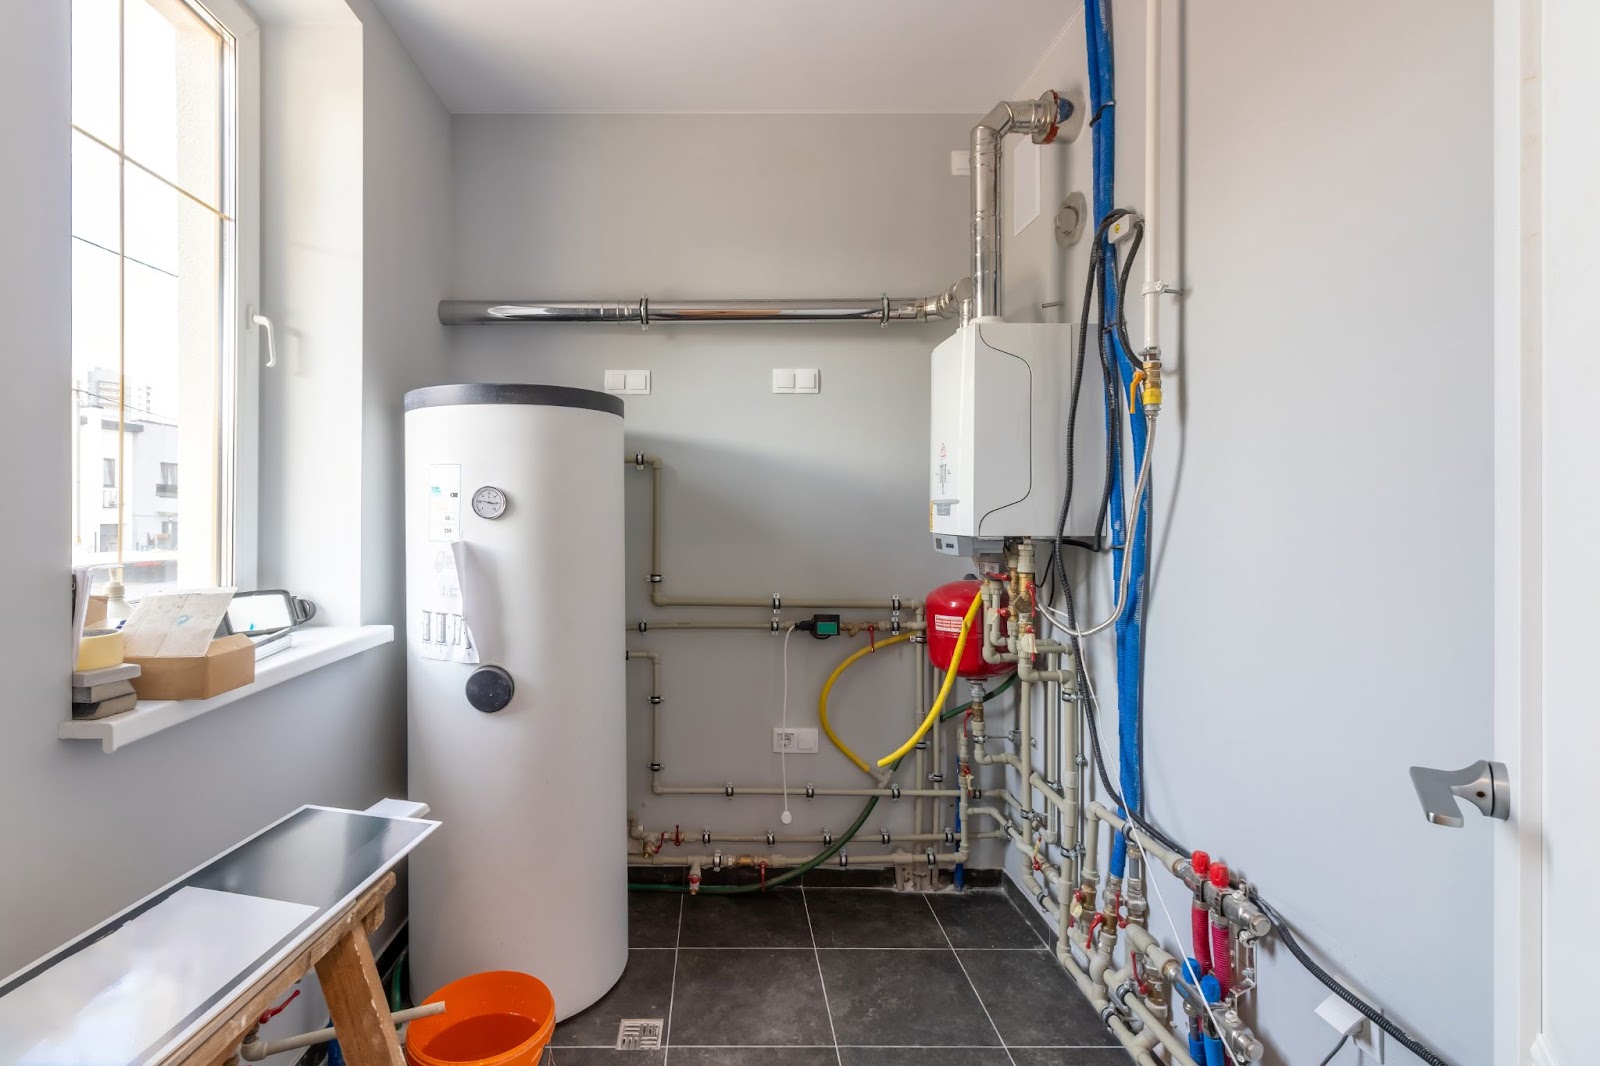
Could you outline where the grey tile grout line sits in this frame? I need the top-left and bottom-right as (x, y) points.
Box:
(661, 891), (684, 1064)
(799, 884), (845, 1066)
(923, 893), (1020, 1066)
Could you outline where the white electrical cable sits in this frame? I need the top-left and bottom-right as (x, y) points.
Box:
(1132, 834), (1238, 1066)
(779, 624), (796, 824)
(1038, 414), (1159, 638)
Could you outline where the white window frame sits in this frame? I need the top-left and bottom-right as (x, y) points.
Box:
(205, 0), (262, 590)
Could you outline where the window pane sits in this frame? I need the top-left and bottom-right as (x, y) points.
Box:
(70, 240), (122, 569)
(71, 131), (121, 253)
(124, 0), (222, 209)
(122, 181), (221, 594)
(124, 163), (179, 282)
(72, 0), (120, 146)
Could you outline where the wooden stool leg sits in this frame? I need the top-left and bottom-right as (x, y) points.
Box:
(313, 928), (405, 1066)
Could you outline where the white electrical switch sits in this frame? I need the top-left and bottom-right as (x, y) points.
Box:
(772, 370), (818, 395)
(951, 150), (971, 177)
(605, 370), (651, 395)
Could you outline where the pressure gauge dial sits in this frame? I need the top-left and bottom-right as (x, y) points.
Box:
(471, 485), (507, 519)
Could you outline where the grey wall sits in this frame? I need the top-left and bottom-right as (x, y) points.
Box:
(448, 114), (1001, 856)
(1001, 4), (1494, 1064)
(354, 0), (452, 636)
(0, 0), (443, 1020)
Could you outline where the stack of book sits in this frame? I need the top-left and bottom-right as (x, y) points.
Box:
(71, 663), (142, 720)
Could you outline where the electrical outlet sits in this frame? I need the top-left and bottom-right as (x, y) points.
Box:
(1316, 994), (1382, 1063)
(773, 727), (819, 753)
(1355, 1011), (1384, 1063)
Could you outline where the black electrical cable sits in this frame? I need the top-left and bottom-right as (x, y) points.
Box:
(1059, 574), (1452, 1062)
(1045, 213), (1452, 1065)
(1053, 208), (1141, 604)
(1068, 639), (1453, 1063)
(1316, 1033), (1350, 1066)
(1248, 890), (1451, 1066)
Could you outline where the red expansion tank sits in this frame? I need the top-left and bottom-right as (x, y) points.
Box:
(925, 579), (1009, 678)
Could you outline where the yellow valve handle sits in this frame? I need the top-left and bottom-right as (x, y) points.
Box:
(819, 633), (913, 776)
(876, 594), (982, 768)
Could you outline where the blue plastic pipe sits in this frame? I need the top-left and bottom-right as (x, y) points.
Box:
(1200, 973), (1225, 1066)
(1083, 0), (1150, 883)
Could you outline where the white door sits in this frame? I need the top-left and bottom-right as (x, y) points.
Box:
(1493, 2), (1598, 1063)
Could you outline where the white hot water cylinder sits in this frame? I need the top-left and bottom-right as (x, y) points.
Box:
(404, 383), (626, 1019)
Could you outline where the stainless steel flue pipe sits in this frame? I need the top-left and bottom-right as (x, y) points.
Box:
(438, 90), (1080, 327)
(970, 90), (1083, 318)
(438, 285), (971, 326)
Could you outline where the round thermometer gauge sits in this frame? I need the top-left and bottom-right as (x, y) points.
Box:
(471, 485), (508, 520)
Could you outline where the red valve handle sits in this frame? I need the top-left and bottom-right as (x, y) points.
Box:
(259, 988), (300, 1025)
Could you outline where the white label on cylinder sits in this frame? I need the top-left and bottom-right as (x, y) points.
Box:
(427, 464), (462, 542)
(933, 614), (964, 634)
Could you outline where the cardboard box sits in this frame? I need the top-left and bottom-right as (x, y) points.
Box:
(128, 635), (255, 701)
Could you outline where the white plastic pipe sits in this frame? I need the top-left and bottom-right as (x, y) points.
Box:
(1142, 0), (1162, 354)
(239, 1003), (446, 1060)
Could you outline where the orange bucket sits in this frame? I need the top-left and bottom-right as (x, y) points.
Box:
(405, 971), (555, 1066)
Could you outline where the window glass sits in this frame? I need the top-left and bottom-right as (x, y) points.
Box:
(70, 0), (235, 598)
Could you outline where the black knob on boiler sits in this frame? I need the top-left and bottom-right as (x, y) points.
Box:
(465, 665), (514, 713)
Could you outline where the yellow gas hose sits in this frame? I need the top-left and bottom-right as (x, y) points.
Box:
(819, 633), (912, 775)
(875, 593), (982, 767)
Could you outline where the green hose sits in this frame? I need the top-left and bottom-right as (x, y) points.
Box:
(627, 673), (1016, 895)
(388, 947), (407, 1011)
(939, 671), (1016, 721)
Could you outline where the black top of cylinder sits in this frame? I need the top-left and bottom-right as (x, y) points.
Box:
(404, 383), (624, 417)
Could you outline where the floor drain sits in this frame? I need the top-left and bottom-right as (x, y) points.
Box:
(615, 1019), (665, 1050)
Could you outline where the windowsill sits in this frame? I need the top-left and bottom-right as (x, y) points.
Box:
(58, 624), (395, 753)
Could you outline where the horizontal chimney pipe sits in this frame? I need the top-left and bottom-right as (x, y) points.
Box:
(438, 287), (972, 327)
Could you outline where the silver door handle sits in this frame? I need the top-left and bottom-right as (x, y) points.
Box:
(1408, 760), (1509, 827)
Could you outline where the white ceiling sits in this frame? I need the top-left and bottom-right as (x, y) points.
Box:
(364, 0), (1073, 114)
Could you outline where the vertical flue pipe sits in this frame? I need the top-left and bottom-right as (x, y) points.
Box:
(969, 92), (1079, 319)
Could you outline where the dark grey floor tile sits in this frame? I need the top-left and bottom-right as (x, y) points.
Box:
(838, 1049), (1011, 1066)
(671, 1049), (837, 1066)
(818, 948), (998, 1047)
(1009, 1049), (1131, 1065)
(552, 950), (677, 1047)
(545, 1052), (665, 1066)
(629, 891), (681, 948)
(926, 890), (1045, 949)
(804, 889), (946, 948)
(540, 1043), (659, 1062)
(670, 949), (834, 1046)
(957, 949), (1107, 1046)
(678, 890), (812, 948)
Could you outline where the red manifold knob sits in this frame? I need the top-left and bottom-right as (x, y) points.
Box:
(1191, 850), (1210, 876)
(1209, 862), (1231, 892)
